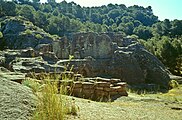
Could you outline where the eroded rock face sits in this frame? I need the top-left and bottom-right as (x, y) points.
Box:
(72, 77), (128, 101)
(55, 32), (170, 88)
(53, 33), (113, 59)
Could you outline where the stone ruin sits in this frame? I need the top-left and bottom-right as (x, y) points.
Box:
(26, 72), (128, 102)
(53, 32), (170, 89)
(0, 46), (128, 101)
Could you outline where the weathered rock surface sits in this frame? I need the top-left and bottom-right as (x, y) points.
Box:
(70, 77), (128, 101)
(0, 49), (65, 74)
(0, 77), (36, 120)
(55, 32), (170, 88)
(0, 67), (26, 83)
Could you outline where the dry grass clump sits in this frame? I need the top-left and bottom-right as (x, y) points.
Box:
(22, 78), (41, 93)
(23, 73), (78, 120)
(162, 83), (182, 102)
(31, 80), (66, 120)
(23, 56), (78, 120)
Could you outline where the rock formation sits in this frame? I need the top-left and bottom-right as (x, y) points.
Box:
(0, 16), (170, 89)
(54, 32), (170, 88)
(0, 16), (56, 49)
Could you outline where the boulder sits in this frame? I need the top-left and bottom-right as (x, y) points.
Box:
(0, 17), (170, 88)
(40, 52), (58, 64)
(35, 44), (53, 53)
(0, 77), (36, 120)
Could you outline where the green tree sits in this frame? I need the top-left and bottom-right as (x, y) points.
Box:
(161, 19), (171, 35)
(43, 4), (52, 13)
(124, 22), (134, 35)
(47, 0), (56, 4)
(171, 20), (182, 36)
(18, 5), (36, 22)
(133, 25), (153, 39)
(32, 0), (40, 3)
(0, 1), (16, 17)
(34, 10), (48, 28)
(108, 9), (120, 20)
(0, 31), (3, 38)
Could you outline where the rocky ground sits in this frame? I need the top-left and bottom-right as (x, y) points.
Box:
(0, 68), (182, 120)
(67, 92), (182, 120)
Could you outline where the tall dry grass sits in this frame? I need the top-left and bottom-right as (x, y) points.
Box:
(31, 80), (66, 120)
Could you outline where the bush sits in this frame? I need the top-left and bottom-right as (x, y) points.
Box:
(35, 34), (43, 39)
(0, 32), (3, 38)
(169, 80), (179, 89)
(0, 32), (6, 50)
(24, 29), (32, 35)
(26, 57), (78, 120)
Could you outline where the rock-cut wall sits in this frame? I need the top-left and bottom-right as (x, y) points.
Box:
(53, 32), (170, 88)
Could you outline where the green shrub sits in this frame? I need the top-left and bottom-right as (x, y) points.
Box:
(169, 80), (179, 89)
(35, 34), (43, 39)
(0, 32), (3, 38)
(29, 57), (78, 120)
(24, 29), (32, 35)
(29, 72), (78, 120)
(0, 32), (6, 50)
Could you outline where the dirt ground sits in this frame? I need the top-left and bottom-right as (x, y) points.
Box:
(66, 93), (182, 120)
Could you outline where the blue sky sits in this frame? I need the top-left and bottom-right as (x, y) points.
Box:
(41, 0), (182, 20)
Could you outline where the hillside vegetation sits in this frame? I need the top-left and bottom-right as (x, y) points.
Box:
(0, 0), (181, 75)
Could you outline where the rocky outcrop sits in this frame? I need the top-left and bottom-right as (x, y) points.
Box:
(0, 16), (56, 50)
(53, 33), (113, 59)
(54, 32), (170, 88)
(0, 77), (36, 120)
(169, 75), (182, 84)
(0, 48), (65, 74)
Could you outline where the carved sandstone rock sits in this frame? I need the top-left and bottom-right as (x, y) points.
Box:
(55, 32), (170, 88)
